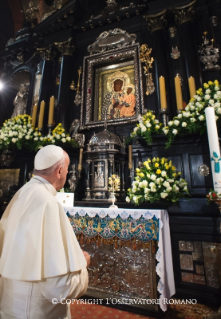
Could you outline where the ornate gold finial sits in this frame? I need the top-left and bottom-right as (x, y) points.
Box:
(139, 44), (155, 95)
(143, 9), (167, 33)
(173, 0), (196, 25)
(139, 44), (154, 74)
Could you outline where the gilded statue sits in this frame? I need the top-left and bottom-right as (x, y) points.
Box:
(69, 119), (85, 147)
(102, 70), (136, 120)
(25, 1), (39, 23)
(11, 84), (29, 118)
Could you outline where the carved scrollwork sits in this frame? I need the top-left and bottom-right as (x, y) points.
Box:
(87, 28), (137, 55)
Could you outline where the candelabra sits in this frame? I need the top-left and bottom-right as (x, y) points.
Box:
(198, 31), (220, 71)
(70, 67), (82, 106)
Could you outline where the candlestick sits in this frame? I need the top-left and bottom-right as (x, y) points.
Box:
(205, 107), (221, 193)
(174, 74), (183, 111)
(48, 96), (55, 125)
(128, 145), (132, 170)
(78, 148), (83, 171)
(38, 100), (45, 130)
(159, 76), (167, 109)
(32, 103), (38, 128)
(188, 76), (196, 99)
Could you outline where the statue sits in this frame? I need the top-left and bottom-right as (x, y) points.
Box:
(11, 84), (29, 118)
(25, 1), (39, 23)
(68, 164), (78, 192)
(69, 119), (85, 147)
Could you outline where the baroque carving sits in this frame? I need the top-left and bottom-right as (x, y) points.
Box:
(87, 29), (137, 55)
(173, 0), (196, 25)
(144, 9), (167, 33)
(54, 38), (75, 56)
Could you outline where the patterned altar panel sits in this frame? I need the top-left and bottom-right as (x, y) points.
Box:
(178, 241), (221, 287)
(81, 241), (157, 300)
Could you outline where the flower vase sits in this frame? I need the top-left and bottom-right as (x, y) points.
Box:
(109, 193), (118, 209)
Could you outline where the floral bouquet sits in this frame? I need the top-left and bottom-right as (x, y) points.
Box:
(0, 115), (40, 151)
(163, 80), (221, 148)
(126, 157), (189, 205)
(130, 111), (163, 144)
(35, 123), (79, 148)
(108, 174), (121, 193)
(206, 190), (221, 201)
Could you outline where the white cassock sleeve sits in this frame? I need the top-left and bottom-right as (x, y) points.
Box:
(38, 268), (88, 301)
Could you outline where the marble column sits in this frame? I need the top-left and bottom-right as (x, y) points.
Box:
(173, 1), (202, 92)
(55, 38), (75, 131)
(144, 10), (172, 120)
(37, 46), (54, 133)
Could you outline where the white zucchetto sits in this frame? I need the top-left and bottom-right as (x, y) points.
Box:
(34, 145), (63, 170)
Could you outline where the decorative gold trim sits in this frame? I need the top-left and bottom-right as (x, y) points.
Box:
(173, 0), (196, 25)
(143, 9), (167, 33)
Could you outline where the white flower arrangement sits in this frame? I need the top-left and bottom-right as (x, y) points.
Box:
(126, 157), (189, 205)
(0, 115), (78, 152)
(163, 80), (221, 148)
(130, 111), (163, 144)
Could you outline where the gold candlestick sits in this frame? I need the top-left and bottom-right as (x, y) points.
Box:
(32, 103), (38, 128)
(188, 76), (196, 99)
(38, 100), (45, 131)
(78, 148), (83, 171)
(48, 96), (55, 125)
(174, 74), (183, 112)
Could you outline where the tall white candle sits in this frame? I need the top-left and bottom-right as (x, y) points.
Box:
(205, 107), (221, 193)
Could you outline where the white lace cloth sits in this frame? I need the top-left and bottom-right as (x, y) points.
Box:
(64, 206), (175, 312)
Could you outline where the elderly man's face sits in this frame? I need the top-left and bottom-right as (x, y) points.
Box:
(58, 152), (70, 190)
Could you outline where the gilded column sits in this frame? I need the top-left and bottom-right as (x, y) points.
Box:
(144, 10), (172, 119)
(55, 38), (75, 131)
(37, 46), (54, 132)
(173, 0), (202, 92)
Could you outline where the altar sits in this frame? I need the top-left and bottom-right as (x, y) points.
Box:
(64, 206), (175, 313)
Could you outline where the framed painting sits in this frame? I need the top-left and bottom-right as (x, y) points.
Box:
(80, 43), (144, 129)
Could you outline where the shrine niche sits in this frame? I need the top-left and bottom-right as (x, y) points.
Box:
(80, 29), (145, 129)
(10, 70), (31, 118)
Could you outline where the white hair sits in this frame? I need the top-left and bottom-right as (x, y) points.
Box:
(34, 155), (65, 176)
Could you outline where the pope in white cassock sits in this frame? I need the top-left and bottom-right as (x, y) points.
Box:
(0, 145), (90, 319)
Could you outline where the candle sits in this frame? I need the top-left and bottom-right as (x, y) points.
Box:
(48, 96), (55, 125)
(78, 148), (83, 171)
(38, 101), (45, 129)
(188, 76), (196, 99)
(159, 76), (167, 109)
(174, 75), (183, 110)
(205, 107), (221, 193)
(32, 103), (38, 128)
(128, 145), (132, 169)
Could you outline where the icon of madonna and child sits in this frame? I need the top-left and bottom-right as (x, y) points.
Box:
(101, 70), (136, 120)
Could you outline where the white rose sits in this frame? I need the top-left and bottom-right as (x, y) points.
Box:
(190, 118), (196, 122)
(205, 95), (210, 100)
(215, 86), (219, 91)
(163, 181), (170, 188)
(141, 125), (147, 132)
(126, 196), (130, 203)
(155, 125), (160, 129)
(25, 136), (30, 140)
(174, 120), (180, 126)
(163, 128), (169, 135)
(173, 185), (179, 192)
(40, 137), (43, 141)
(12, 138), (17, 143)
(161, 171), (167, 177)
(134, 127), (139, 132)
(215, 102), (220, 108)
(185, 106), (190, 111)
(61, 133), (66, 137)
(168, 121), (173, 126)
(177, 113), (183, 118)
(190, 105), (195, 111)
(146, 122), (152, 128)
(216, 108), (221, 114)
(66, 137), (71, 141)
(34, 137), (38, 141)
(166, 186), (172, 192)
(150, 174), (156, 181)
(144, 188), (150, 194)
(61, 138), (66, 143)
(197, 97), (201, 101)
(198, 115), (204, 121)
(161, 193), (168, 199)
(182, 122), (187, 127)
(209, 99), (215, 105)
(214, 94), (218, 99)
(133, 196), (138, 202)
(206, 89), (211, 94)
(172, 129), (178, 135)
